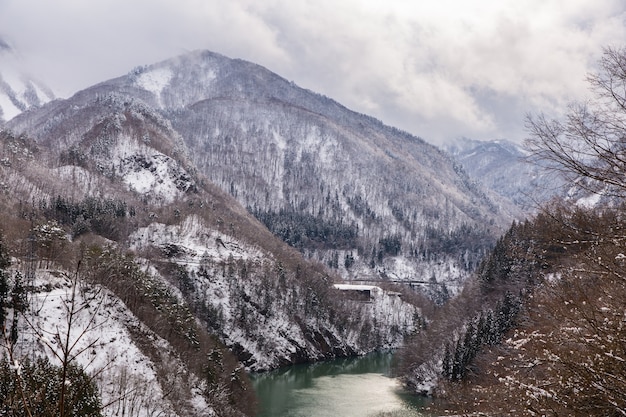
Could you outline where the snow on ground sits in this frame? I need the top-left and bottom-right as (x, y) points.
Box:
(576, 192), (602, 209)
(129, 216), (311, 370)
(121, 153), (186, 200)
(9, 269), (211, 417)
(130, 215), (264, 264)
(109, 137), (195, 204)
(129, 214), (419, 371)
(14, 271), (170, 416)
(0, 57), (54, 122)
(135, 67), (173, 107)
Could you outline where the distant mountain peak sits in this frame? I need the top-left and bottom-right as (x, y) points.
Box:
(445, 137), (561, 208)
(0, 38), (55, 123)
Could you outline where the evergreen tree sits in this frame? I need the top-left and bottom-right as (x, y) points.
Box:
(0, 357), (102, 417)
(344, 252), (355, 269)
(442, 342), (452, 379)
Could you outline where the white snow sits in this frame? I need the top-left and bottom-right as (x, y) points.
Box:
(135, 67), (173, 107)
(0, 91), (21, 121)
(0, 52), (54, 121)
(334, 284), (380, 292)
(112, 137), (194, 204)
(129, 215), (263, 264)
(128, 214), (419, 372)
(11, 270), (183, 417)
(577, 192), (602, 209)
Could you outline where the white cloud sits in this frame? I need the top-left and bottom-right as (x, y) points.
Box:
(1, 0), (625, 143)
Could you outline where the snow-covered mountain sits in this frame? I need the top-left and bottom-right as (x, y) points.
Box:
(445, 137), (563, 209)
(1, 49), (525, 416)
(9, 50), (520, 292)
(0, 87), (419, 415)
(0, 37), (55, 123)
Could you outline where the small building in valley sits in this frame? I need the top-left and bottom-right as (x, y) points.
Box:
(333, 284), (382, 302)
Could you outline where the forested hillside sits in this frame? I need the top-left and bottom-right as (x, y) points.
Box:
(398, 47), (626, 416)
(0, 103), (419, 416)
(7, 50), (518, 293)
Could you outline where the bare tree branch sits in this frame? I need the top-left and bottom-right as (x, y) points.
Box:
(526, 47), (626, 200)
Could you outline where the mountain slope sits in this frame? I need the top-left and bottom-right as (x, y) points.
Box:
(0, 48), (526, 416)
(445, 138), (564, 208)
(0, 88), (420, 415)
(9, 50), (519, 293)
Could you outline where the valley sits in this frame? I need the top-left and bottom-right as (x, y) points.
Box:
(0, 48), (507, 416)
(2, 42), (623, 417)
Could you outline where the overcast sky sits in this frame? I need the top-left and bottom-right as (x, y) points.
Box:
(1, 0), (626, 144)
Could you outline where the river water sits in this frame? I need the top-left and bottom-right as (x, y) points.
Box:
(250, 352), (429, 417)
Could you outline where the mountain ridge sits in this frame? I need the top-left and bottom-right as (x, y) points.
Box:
(444, 137), (564, 209)
(7, 49), (521, 291)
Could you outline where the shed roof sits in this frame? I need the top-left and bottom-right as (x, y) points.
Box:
(333, 284), (379, 291)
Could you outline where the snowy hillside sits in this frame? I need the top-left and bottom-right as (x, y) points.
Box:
(0, 92), (423, 415)
(8, 50), (520, 292)
(129, 215), (418, 370)
(0, 49), (530, 416)
(14, 270), (210, 417)
(445, 137), (563, 208)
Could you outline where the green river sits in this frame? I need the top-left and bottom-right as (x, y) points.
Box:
(250, 352), (430, 417)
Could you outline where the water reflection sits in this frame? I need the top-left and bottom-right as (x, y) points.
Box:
(251, 353), (428, 417)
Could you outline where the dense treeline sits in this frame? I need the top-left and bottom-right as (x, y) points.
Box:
(0, 358), (102, 417)
(398, 203), (616, 400)
(428, 203), (626, 416)
(404, 47), (626, 416)
(42, 195), (135, 240)
(440, 291), (520, 382)
(251, 208), (358, 250)
(397, 214), (545, 394)
(420, 222), (494, 266)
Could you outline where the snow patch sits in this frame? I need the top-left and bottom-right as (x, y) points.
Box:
(118, 151), (195, 204)
(135, 67), (173, 106)
(129, 215), (263, 264)
(576, 192), (601, 209)
(13, 271), (182, 417)
(0, 91), (21, 121)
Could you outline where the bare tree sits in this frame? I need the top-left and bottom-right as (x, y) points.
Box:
(34, 266), (105, 416)
(2, 262), (106, 417)
(526, 46), (626, 198)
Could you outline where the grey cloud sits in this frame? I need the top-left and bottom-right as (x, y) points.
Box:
(1, 0), (625, 144)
